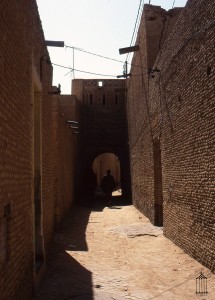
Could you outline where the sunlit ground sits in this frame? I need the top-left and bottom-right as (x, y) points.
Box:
(95, 188), (122, 197)
(112, 189), (122, 196)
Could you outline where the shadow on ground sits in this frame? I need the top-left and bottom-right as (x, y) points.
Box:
(87, 192), (132, 212)
(34, 204), (94, 300)
(34, 194), (132, 300)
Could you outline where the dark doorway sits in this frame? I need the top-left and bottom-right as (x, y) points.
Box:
(153, 139), (163, 226)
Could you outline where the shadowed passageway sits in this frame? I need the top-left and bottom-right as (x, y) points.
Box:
(34, 196), (215, 300)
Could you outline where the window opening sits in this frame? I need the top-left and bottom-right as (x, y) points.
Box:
(98, 81), (103, 87)
(153, 140), (163, 226)
(115, 94), (118, 105)
(1, 204), (11, 264)
(89, 94), (93, 105)
(102, 94), (106, 106)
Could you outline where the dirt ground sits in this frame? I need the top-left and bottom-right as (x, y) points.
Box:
(34, 196), (215, 300)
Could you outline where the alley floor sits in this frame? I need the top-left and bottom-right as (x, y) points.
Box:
(34, 197), (215, 300)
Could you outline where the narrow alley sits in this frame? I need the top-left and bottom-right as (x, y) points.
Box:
(1, 1), (215, 299)
(34, 196), (215, 300)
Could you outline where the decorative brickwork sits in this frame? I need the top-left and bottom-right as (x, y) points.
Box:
(0, 0), (52, 298)
(127, 1), (215, 272)
(0, 1), (80, 298)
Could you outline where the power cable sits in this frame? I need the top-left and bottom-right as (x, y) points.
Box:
(148, 0), (212, 136)
(126, 0), (144, 62)
(145, 0), (179, 132)
(52, 63), (116, 77)
(154, 0), (178, 68)
(65, 44), (148, 70)
(66, 45), (124, 64)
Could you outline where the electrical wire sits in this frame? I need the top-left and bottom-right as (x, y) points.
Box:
(52, 63), (116, 77)
(145, 0), (176, 138)
(65, 44), (148, 71)
(65, 2), (145, 76)
(128, 0), (177, 147)
(126, 0), (144, 62)
(130, 0), (215, 147)
(148, 1), (214, 136)
(154, 0), (178, 68)
(66, 45), (124, 64)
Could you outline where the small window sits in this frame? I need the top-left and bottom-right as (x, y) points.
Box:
(98, 81), (103, 87)
(89, 94), (93, 105)
(115, 94), (118, 105)
(207, 66), (212, 76)
(1, 218), (8, 263)
(1, 204), (11, 264)
(102, 94), (106, 106)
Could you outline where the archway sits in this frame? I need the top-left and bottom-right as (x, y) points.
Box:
(92, 152), (121, 196)
(80, 146), (131, 206)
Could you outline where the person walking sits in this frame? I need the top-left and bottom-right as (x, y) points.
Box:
(101, 169), (116, 207)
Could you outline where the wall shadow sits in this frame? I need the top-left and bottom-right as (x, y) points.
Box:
(89, 192), (132, 212)
(56, 205), (91, 251)
(35, 192), (132, 299)
(34, 205), (93, 300)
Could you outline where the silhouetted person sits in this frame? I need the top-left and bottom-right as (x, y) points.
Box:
(101, 169), (116, 207)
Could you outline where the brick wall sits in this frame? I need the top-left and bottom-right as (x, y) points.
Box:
(0, 0), (58, 298)
(52, 95), (80, 227)
(126, 4), (181, 222)
(127, 1), (215, 272)
(72, 79), (131, 199)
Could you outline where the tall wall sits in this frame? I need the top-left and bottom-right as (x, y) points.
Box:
(72, 79), (131, 199)
(127, 4), (182, 223)
(52, 94), (80, 227)
(0, 1), (52, 298)
(0, 1), (79, 299)
(127, 1), (215, 272)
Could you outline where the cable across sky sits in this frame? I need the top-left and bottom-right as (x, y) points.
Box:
(37, 0), (187, 94)
(52, 63), (117, 78)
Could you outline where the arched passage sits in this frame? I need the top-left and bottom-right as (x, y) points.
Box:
(92, 152), (121, 194)
(77, 79), (131, 205)
(80, 146), (131, 206)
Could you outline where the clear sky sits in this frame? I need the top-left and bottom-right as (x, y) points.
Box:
(36, 0), (187, 94)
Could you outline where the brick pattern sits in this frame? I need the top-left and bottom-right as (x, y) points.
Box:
(52, 95), (80, 227)
(0, 1), (51, 298)
(0, 0), (81, 298)
(72, 79), (131, 198)
(127, 1), (215, 272)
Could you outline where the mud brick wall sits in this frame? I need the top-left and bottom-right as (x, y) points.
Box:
(72, 79), (131, 199)
(127, 0), (215, 272)
(0, 0), (54, 298)
(52, 95), (80, 227)
(127, 4), (182, 223)
(153, 0), (215, 273)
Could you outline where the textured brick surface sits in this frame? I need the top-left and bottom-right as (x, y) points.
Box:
(72, 79), (131, 199)
(0, 1), (80, 299)
(52, 95), (80, 227)
(127, 1), (215, 272)
(0, 0), (53, 298)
